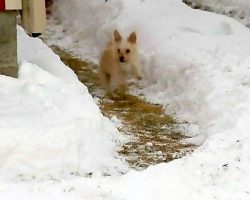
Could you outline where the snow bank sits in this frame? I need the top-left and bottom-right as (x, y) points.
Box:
(46, 0), (250, 199)
(186, 0), (250, 27)
(0, 27), (127, 181)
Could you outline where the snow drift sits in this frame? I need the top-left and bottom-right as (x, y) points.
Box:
(0, 27), (127, 181)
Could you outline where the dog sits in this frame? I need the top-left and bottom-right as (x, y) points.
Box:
(99, 30), (143, 96)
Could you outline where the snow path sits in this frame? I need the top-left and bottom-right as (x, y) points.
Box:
(10, 0), (250, 199)
(49, 45), (195, 169)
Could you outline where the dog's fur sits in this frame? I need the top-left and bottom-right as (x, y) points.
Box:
(99, 30), (143, 95)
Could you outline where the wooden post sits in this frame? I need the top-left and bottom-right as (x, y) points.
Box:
(21, 0), (46, 37)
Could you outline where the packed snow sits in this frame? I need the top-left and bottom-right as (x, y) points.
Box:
(1, 0), (250, 199)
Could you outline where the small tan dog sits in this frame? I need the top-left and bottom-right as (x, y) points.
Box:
(99, 30), (143, 96)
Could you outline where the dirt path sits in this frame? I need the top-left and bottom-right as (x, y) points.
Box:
(50, 45), (195, 170)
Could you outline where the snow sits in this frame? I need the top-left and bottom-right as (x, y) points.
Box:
(186, 0), (250, 27)
(50, 0), (250, 139)
(17, 27), (79, 83)
(0, 26), (128, 182)
(1, 0), (250, 199)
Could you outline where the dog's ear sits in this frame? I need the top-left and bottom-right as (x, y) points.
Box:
(128, 32), (136, 44)
(114, 30), (122, 42)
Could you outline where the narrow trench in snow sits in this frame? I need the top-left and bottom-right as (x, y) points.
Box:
(50, 45), (195, 170)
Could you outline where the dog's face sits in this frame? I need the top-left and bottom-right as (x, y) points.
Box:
(113, 30), (137, 64)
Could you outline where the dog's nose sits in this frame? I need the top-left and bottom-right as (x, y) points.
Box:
(119, 56), (125, 63)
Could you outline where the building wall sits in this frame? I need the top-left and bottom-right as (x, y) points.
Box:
(0, 11), (18, 77)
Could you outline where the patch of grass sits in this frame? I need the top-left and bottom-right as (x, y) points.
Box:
(50, 45), (99, 92)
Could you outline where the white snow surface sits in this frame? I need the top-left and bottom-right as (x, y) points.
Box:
(187, 0), (250, 26)
(1, 0), (250, 199)
(0, 27), (127, 182)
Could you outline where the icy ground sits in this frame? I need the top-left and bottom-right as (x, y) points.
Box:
(1, 0), (250, 199)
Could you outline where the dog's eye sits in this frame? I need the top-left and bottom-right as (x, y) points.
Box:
(117, 49), (120, 53)
(126, 49), (130, 54)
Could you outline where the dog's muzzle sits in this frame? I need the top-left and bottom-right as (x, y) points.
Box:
(119, 56), (125, 63)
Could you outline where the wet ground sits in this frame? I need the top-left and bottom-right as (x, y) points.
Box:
(50, 45), (195, 170)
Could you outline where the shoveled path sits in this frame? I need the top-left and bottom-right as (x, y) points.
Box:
(50, 45), (194, 170)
